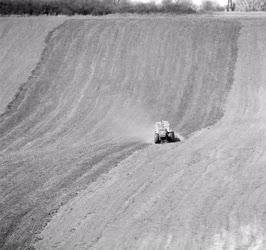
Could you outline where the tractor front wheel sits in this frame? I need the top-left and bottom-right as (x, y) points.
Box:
(154, 133), (160, 144)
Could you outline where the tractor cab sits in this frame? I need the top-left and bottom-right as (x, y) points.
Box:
(155, 120), (170, 138)
(154, 120), (175, 144)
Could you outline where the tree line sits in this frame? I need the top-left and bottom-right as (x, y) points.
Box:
(0, 0), (197, 16)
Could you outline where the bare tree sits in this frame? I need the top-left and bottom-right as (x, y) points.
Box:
(113, 0), (121, 6)
(236, 0), (264, 10)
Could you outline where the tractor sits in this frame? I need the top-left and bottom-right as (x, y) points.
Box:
(154, 120), (176, 144)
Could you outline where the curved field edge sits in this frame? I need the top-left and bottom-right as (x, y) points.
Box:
(0, 17), (67, 115)
(0, 21), (66, 120)
(0, 17), (241, 249)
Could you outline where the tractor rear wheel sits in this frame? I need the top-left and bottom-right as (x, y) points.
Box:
(154, 133), (160, 144)
(168, 131), (175, 142)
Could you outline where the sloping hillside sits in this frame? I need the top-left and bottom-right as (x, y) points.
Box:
(36, 18), (266, 249)
(0, 16), (247, 249)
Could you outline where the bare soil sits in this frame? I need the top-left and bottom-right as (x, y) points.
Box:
(1, 14), (265, 249)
